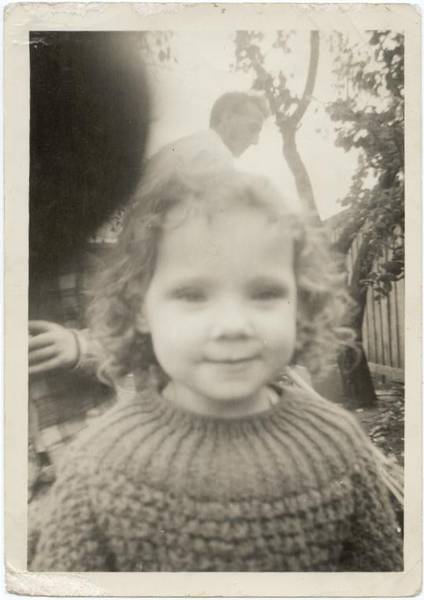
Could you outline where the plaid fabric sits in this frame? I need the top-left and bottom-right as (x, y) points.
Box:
(29, 246), (113, 449)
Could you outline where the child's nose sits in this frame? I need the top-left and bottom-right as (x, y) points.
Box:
(210, 300), (254, 339)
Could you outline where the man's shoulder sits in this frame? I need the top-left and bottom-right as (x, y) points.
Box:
(157, 129), (233, 166)
(174, 128), (222, 147)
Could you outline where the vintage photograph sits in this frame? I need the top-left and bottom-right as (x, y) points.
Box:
(4, 3), (421, 596)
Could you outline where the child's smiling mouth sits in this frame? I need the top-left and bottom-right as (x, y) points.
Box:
(204, 355), (259, 365)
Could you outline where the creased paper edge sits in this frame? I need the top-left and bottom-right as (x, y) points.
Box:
(6, 562), (108, 596)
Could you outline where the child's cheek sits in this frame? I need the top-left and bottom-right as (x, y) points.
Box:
(150, 307), (203, 355)
(264, 311), (296, 359)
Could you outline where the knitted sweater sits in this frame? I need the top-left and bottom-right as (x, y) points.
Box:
(30, 385), (402, 572)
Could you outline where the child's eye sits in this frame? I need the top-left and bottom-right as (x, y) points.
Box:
(250, 286), (287, 301)
(171, 287), (207, 302)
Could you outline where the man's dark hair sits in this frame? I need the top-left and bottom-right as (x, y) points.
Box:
(209, 92), (268, 129)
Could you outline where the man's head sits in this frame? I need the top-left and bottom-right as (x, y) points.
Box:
(209, 92), (269, 157)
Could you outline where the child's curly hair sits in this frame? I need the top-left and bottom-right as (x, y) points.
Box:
(88, 158), (356, 385)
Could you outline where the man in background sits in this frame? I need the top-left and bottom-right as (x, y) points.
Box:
(147, 91), (269, 174)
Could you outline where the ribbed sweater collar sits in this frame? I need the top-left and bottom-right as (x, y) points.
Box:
(87, 384), (359, 503)
(138, 384), (290, 429)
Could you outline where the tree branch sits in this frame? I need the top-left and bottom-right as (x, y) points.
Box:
(290, 31), (320, 126)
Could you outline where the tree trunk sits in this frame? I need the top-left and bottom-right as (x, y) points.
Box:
(338, 238), (378, 408)
(281, 126), (320, 218)
(278, 31), (321, 219)
(337, 344), (377, 408)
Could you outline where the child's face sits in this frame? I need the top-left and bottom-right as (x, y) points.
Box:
(140, 203), (297, 412)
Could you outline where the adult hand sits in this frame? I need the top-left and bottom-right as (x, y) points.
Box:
(29, 321), (79, 375)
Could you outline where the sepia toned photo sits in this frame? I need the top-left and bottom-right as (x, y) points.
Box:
(4, 3), (421, 597)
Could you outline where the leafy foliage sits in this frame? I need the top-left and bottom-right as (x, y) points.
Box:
(234, 31), (296, 122)
(327, 32), (404, 299)
(139, 31), (175, 65)
(234, 31), (320, 132)
(356, 382), (404, 465)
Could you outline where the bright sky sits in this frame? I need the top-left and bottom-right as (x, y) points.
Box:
(146, 31), (360, 219)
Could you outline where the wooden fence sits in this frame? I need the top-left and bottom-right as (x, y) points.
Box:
(348, 237), (404, 382)
(327, 213), (404, 382)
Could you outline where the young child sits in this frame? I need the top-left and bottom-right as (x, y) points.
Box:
(31, 159), (402, 572)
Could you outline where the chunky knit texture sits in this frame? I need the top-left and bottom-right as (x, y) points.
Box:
(30, 385), (402, 572)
